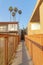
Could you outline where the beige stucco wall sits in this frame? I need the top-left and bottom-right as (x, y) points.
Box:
(27, 1), (43, 35)
(27, 22), (41, 35)
(40, 2), (43, 34)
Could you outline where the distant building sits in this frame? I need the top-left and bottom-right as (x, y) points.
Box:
(0, 22), (19, 34)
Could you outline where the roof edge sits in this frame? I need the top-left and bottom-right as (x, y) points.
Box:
(29, 0), (40, 23)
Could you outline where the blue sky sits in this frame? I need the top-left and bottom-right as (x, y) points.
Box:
(0, 0), (37, 29)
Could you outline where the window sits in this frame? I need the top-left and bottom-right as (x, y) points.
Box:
(0, 26), (7, 32)
(8, 24), (18, 31)
(31, 23), (40, 30)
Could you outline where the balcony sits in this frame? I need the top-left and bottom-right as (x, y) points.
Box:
(0, 22), (19, 34)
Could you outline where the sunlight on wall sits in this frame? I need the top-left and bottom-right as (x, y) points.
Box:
(31, 23), (40, 30)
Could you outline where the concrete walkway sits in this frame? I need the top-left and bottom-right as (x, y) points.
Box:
(11, 41), (33, 65)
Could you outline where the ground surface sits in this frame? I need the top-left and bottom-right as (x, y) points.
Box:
(11, 41), (33, 65)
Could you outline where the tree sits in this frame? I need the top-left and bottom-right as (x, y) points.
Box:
(9, 6), (13, 21)
(12, 12), (16, 21)
(18, 10), (22, 15)
(18, 10), (22, 20)
(14, 7), (18, 21)
(18, 10), (22, 26)
(14, 7), (18, 12)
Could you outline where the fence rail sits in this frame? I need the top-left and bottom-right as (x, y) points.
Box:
(0, 34), (20, 65)
(25, 34), (43, 65)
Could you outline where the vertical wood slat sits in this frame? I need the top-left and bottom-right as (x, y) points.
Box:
(5, 37), (8, 65)
(25, 35), (43, 65)
(0, 37), (5, 65)
(0, 34), (20, 65)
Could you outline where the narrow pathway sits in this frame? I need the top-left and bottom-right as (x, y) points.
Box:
(11, 41), (33, 65)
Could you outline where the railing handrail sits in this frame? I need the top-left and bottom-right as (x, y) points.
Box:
(25, 35), (43, 51)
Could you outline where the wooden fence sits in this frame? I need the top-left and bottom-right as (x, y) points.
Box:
(0, 34), (20, 65)
(25, 34), (43, 65)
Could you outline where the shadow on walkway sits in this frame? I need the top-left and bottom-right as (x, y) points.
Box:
(11, 41), (33, 65)
(19, 40), (33, 65)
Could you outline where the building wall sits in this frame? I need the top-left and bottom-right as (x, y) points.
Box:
(27, 22), (41, 35)
(40, 2), (43, 34)
(0, 24), (19, 32)
(27, 1), (43, 35)
(0, 25), (8, 32)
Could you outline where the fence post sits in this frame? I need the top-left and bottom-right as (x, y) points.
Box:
(5, 37), (8, 65)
